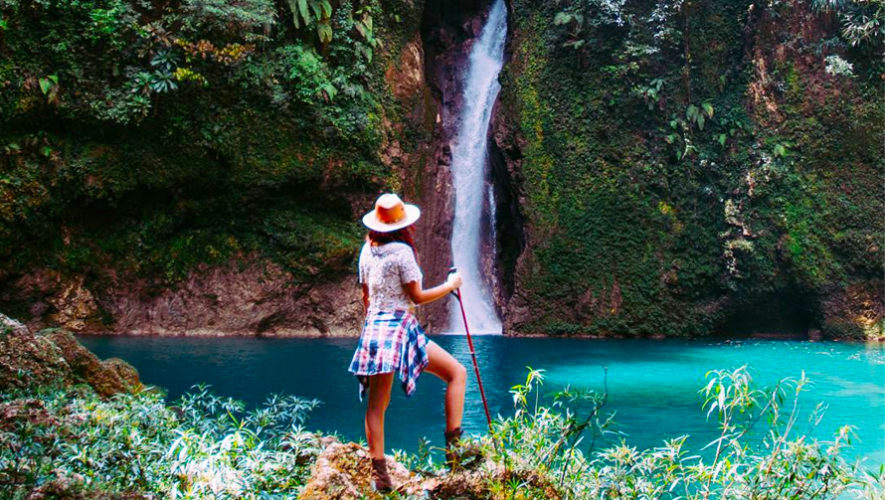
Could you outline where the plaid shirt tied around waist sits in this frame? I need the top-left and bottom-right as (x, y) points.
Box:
(348, 310), (429, 401)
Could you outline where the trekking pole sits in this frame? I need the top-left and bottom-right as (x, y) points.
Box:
(449, 268), (493, 432)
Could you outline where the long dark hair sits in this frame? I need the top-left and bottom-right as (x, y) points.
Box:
(367, 226), (419, 263)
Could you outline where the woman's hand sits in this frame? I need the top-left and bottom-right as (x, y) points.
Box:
(404, 272), (462, 306)
(446, 271), (463, 292)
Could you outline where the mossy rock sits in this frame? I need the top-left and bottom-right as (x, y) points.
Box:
(0, 317), (72, 391)
(38, 329), (140, 397)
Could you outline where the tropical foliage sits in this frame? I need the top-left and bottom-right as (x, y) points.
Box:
(2, 368), (881, 498)
(0, 0), (402, 289)
(481, 367), (883, 499)
(504, 0), (883, 336)
(0, 383), (322, 498)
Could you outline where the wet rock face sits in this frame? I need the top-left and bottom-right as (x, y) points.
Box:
(820, 281), (884, 340)
(489, 105), (526, 325)
(100, 258), (362, 337)
(411, 0), (503, 332)
(1, 257), (362, 336)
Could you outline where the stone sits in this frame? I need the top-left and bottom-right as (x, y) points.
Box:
(0, 316), (72, 391)
(101, 358), (141, 391)
(820, 282), (884, 340)
(301, 440), (562, 499)
(48, 278), (100, 332)
(1, 313), (29, 336)
(39, 329), (138, 397)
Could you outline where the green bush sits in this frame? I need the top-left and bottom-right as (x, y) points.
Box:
(2, 367), (881, 498)
(0, 384), (321, 499)
(483, 367), (884, 499)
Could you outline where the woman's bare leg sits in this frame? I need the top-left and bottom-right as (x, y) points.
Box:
(424, 340), (468, 432)
(365, 372), (394, 459)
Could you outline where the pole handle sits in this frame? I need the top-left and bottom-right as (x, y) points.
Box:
(447, 266), (461, 298)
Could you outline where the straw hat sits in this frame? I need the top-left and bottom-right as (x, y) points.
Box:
(362, 193), (421, 232)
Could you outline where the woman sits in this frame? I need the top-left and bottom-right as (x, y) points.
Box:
(349, 193), (476, 492)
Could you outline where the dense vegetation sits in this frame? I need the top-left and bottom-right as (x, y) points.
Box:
(501, 0), (883, 336)
(0, 0), (416, 286)
(0, 0), (881, 337)
(2, 365), (882, 498)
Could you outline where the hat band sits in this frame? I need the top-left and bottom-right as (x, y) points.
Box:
(376, 203), (406, 224)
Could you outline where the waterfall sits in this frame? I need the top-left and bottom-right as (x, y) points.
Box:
(449, 0), (507, 334)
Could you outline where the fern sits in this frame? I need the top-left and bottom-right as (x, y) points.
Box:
(285, 0), (334, 35)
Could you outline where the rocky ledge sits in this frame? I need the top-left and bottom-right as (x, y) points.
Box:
(301, 439), (560, 499)
(1, 313), (140, 395)
(0, 256), (363, 337)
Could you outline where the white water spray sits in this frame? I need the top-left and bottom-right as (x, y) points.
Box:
(449, 0), (507, 334)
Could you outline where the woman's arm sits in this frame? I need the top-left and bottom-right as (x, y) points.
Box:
(361, 283), (369, 313)
(403, 272), (462, 305)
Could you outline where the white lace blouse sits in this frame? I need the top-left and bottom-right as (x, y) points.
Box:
(358, 241), (423, 314)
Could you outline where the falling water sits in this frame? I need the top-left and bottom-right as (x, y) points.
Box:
(449, 0), (507, 334)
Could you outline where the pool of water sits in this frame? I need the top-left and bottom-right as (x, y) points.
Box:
(78, 335), (884, 466)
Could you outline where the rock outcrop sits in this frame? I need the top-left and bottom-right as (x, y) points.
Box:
(2, 257), (362, 337)
(0, 313), (139, 395)
(820, 282), (884, 340)
(1, 313), (71, 390)
(301, 438), (561, 499)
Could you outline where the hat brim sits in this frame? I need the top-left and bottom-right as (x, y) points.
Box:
(362, 204), (421, 232)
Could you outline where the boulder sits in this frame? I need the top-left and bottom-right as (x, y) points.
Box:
(300, 441), (429, 499)
(300, 440), (562, 499)
(1, 313), (29, 336)
(0, 312), (141, 396)
(39, 329), (140, 397)
(0, 315), (72, 391)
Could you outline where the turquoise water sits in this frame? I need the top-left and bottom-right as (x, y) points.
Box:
(78, 335), (885, 466)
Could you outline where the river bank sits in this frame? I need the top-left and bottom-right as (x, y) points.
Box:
(3, 313), (883, 498)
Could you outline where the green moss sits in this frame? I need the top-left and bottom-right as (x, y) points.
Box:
(503, 0), (882, 336)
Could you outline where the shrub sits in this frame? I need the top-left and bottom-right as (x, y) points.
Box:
(0, 384), (321, 499)
(483, 366), (884, 499)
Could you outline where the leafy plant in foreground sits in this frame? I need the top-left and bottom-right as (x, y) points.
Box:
(0, 384), (321, 499)
(480, 366), (883, 499)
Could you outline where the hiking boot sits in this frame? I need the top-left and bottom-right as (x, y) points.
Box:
(371, 457), (393, 492)
(444, 427), (483, 468)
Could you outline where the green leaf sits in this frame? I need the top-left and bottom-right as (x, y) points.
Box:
(298, 0), (310, 26)
(773, 144), (787, 157)
(717, 134), (727, 146)
(697, 114), (705, 131)
(309, 1), (323, 18)
(39, 78), (53, 95)
(686, 104), (698, 121)
(553, 12), (573, 25)
(702, 102), (714, 118)
(318, 23), (332, 43)
(321, 83), (337, 101)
